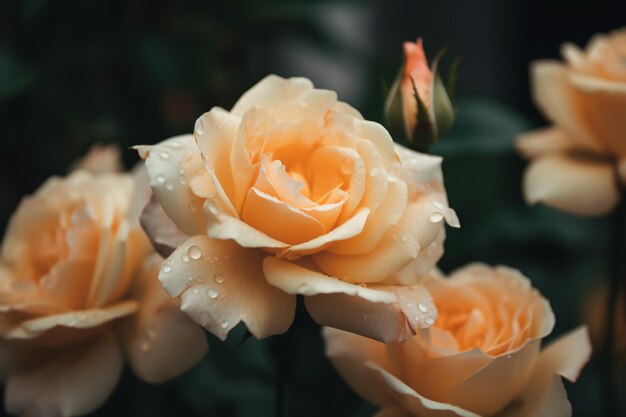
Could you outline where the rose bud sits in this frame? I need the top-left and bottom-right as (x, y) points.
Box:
(385, 39), (455, 152)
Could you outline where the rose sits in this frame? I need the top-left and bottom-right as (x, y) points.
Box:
(385, 39), (454, 150)
(136, 75), (459, 343)
(324, 264), (591, 417)
(0, 153), (208, 417)
(517, 27), (626, 216)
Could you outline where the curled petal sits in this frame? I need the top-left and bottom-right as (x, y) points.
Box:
(231, 75), (314, 116)
(159, 235), (296, 340)
(140, 194), (189, 258)
(135, 135), (208, 236)
(264, 258), (436, 343)
(523, 154), (619, 216)
(5, 332), (123, 417)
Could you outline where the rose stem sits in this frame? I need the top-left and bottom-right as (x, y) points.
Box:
(603, 194), (624, 415)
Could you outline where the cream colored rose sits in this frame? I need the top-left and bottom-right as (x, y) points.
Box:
(324, 264), (591, 417)
(136, 75), (459, 343)
(0, 158), (208, 417)
(517, 27), (626, 216)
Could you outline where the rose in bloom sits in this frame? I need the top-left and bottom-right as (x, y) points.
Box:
(385, 39), (454, 151)
(517, 27), (626, 216)
(0, 156), (208, 417)
(324, 264), (591, 417)
(136, 75), (459, 343)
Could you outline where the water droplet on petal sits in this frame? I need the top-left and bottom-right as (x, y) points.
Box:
(214, 273), (224, 284)
(340, 158), (353, 175)
(221, 321), (229, 329)
(156, 174), (166, 183)
(211, 255), (219, 262)
(430, 212), (444, 223)
(418, 302), (429, 313)
(165, 183), (174, 191)
(208, 289), (218, 299)
(160, 150), (170, 159)
(187, 276), (193, 282)
(188, 245), (202, 260)
(170, 141), (182, 149)
(206, 200), (219, 215)
(401, 234), (408, 242)
(297, 283), (309, 294)
(370, 168), (380, 177)
(192, 288), (199, 295)
(425, 317), (435, 326)
(433, 201), (445, 210)
(182, 254), (190, 263)
(161, 263), (172, 273)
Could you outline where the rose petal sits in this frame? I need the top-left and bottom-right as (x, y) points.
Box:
(264, 258), (436, 343)
(569, 73), (626, 156)
(159, 235), (295, 340)
(323, 327), (395, 406)
(313, 198), (444, 283)
(73, 145), (123, 174)
(118, 254), (208, 383)
(5, 331), (123, 417)
(135, 135), (208, 236)
(367, 363), (481, 417)
(140, 194), (189, 258)
(231, 75), (314, 116)
(523, 154), (619, 216)
(516, 127), (579, 159)
(531, 61), (605, 152)
(6, 300), (137, 340)
(499, 327), (591, 417)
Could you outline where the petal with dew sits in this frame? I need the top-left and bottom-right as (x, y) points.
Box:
(159, 235), (295, 340)
(265, 258), (436, 343)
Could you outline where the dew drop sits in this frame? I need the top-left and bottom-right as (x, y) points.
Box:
(418, 302), (429, 313)
(429, 212), (444, 223)
(369, 167), (380, 177)
(156, 174), (166, 184)
(211, 255), (219, 262)
(165, 183), (174, 191)
(432, 201), (445, 210)
(340, 158), (353, 175)
(170, 141), (182, 149)
(214, 273), (225, 284)
(221, 321), (229, 329)
(192, 288), (200, 295)
(206, 200), (219, 215)
(187, 276), (193, 282)
(195, 117), (204, 135)
(297, 283), (309, 294)
(160, 150), (170, 159)
(188, 245), (202, 260)
(207, 289), (218, 299)
(401, 234), (408, 242)
(425, 317), (435, 326)
(182, 254), (190, 263)
(161, 263), (172, 273)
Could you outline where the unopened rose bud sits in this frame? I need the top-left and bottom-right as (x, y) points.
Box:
(385, 39), (455, 151)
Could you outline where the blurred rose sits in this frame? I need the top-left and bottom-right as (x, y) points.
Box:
(517, 27), (626, 216)
(0, 151), (208, 417)
(324, 264), (591, 417)
(385, 39), (454, 151)
(136, 75), (459, 343)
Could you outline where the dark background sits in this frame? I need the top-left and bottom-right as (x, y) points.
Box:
(1, 1), (625, 416)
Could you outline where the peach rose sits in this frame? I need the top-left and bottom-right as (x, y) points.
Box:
(324, 264), (591, 417)
(385, 39), (454, 150)
(517, 27), (626, 216)
(0, 154), (208, 417)
(136, 75), (459, 343)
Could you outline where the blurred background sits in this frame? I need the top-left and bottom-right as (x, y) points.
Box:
(1, 0), (625, 416)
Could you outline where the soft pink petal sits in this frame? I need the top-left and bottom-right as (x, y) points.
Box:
(323, 327), (395, 406)
(264, 258), (436, 343)
(523, 154), (619, 216)
(118, 255), (208, 383)
(5, 331), (123, 417)
(159, 235), (295, 340)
